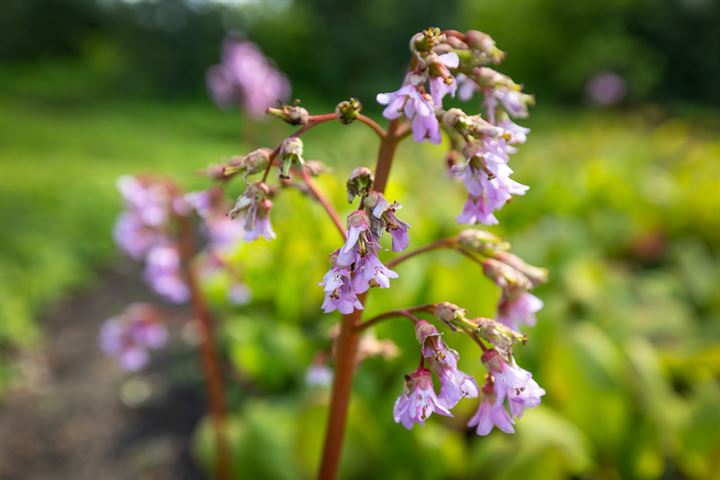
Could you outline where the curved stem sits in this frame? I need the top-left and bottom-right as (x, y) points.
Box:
(298, 168), (347, 239)
(355, 304), (435, 331)
(356, 114), (387, 139)
(261, 114), (337, 183)
(178, 217), (232, 480)
(386, 237), (457, 268)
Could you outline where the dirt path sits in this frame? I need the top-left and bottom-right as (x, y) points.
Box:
(0, 264), (205, 480)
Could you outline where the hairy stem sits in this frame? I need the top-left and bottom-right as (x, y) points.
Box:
(178, 217), (232, 480)
(318, 117), (404, 480)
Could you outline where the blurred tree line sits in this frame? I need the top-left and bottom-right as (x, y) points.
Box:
(1, 0), (719, 106)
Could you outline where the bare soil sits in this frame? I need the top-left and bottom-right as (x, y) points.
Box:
(0, 263), (206, 480)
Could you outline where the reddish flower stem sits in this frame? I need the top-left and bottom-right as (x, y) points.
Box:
(261, 112), (387, 184)
(318, 118), (403, 480)
(386, 237), (457, 268)
(354, 304), (435, 331)
(178, 217), (232, 480)
(298, 168), (347, 239)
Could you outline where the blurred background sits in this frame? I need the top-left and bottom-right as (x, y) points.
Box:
(1, 0), (719, 479)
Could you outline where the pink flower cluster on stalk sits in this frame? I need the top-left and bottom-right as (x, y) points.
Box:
(207, 36), (290, 118)
(319, 172), (410, 314)
(377, 28), (534, 226)
(106, 28), (551, 470)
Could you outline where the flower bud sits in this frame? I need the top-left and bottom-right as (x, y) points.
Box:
(465, 30), (505, 64)
(335, 98), (362, 125)
(457, 229), (511, 256)
(278, 137), (304, 179)
(266, 102), (309, 125)
(346, 167), (374, 203)
(473, 317), (526, 357)
(434, 302), (467, 327)
(482, 258), (534, 291)
(495, 252), (548, 287)
(411, 27), (444, 53)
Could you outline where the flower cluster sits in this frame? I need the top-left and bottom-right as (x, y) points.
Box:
(376, 28), (534, 225)
(469, 349), (545, 435)
(100, 303), (167, 371)
(319, 178), (410, 314)
(207, 36), (291, 118)
(114, 175), (190, 303)
(393, 313), (544, 436)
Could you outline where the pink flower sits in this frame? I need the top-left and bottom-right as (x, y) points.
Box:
(377, 81), (441, 144)
(144, 244), (190, 303)
(468, 379), (515, 435)
(453, 140), (528, 225)
(370, 193), (410, 252)
(482, 349), (544, 411)
(393, 367), (452, 429)
(497, 289), (543, 331)
(207, 37), (290, 118)
(100, 304), (168, 371)
(415, 321), (479, 409)
(319, 260), (363, 315)
(428, 52), (460, 105)
(229, 182), (276, 241)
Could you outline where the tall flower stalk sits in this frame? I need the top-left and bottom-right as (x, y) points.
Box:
(104, 27), (548, 480)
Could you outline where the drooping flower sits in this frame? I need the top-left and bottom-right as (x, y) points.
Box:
(207, 37), (290, 118)
(368, 192), (411, 252)
(508, 376), (545, 418)
(144, 244), (190, 303)
(377, 79), (441, 144)
(482, 349), (543, 410)
(468, 377), (515, 435)
(100, 303), (168, 371)
(427, 52), (460, 106)
(453, 140), (528, 225)
(415, 320), (479, 409)
(497, 289), (543, 331)
(393, 367), (452, 429)
(319, 258), (363, 315)
(336, 210), (398, 293)
(229, 182), (276, 241)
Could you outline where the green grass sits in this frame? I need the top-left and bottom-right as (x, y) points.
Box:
(1, 91), (719, 478)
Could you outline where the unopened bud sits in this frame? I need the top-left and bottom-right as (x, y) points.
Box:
(412, 27), (444, 53)
(278, 137), (304, 179)
(457, 229), (511, 256)
(434, 302), (467, 326)
(482, 258), (534, 291)
(346, 167), (374, 203)
(473, 317), (526, 357)
(266, 102), (309, 125)
(495, 252), (548, 287)
(465, 30), (505, 64)
(335, 98), (362, 125)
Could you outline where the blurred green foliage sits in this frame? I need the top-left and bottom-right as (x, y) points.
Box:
(2, 0), (719, 105)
